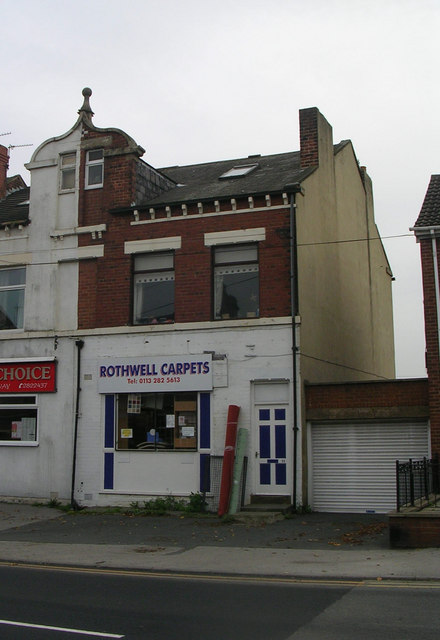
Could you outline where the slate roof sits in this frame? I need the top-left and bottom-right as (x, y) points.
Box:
(137, 141), (352, 208)
(0, 184), (30, 226)
(414, 175), (440, 228)
(142, 150), (316, 207)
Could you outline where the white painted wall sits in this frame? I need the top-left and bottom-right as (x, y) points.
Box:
(0, 122), (83, 501)
(0, 337), (76, 500)
(72, 321), (294, 506)
(25, 125), (82, 331)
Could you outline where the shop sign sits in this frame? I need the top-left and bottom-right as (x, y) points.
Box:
(0, 360), (56, 393)
(98, 354), (213, 393)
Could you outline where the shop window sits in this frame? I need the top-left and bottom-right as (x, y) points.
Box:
(133, 251), (174, 325)
(60, 153), (76, 190)
(116, 392), (197, 451)
(214, 243), (259, 319)
(85, 149), (104, 189)
(0, 396), (37, 443)
(0, 267), (25, 330)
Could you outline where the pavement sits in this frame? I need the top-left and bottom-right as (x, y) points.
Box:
(0, 501), (439, 582)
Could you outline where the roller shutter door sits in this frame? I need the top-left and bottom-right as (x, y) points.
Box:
(310, 421), (429, 513)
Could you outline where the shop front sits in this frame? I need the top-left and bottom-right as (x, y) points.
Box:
(97, 354), (213, 499)
(0, 358), (56, 445)
(0, 355), (72, 501)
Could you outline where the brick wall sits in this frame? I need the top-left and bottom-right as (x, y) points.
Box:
(77, 127), (142, 328)
(77, 154), (292, 328)
(306, 379), (429, 410)
(299, 108), (319, 169)
(389, 512), (440, 548)
(78, 130), (138, 229)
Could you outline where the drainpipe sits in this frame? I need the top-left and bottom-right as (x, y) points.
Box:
(284, 183), (304, 510)
(71, 339), (84, 510)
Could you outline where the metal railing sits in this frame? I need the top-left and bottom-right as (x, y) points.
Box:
(396, 455), (440, 511)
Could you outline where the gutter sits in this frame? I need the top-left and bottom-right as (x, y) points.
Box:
(108, 174), (316, 215)
(410, 225), (440, 241)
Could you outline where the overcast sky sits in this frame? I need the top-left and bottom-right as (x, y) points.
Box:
(2, 0), (438, 378)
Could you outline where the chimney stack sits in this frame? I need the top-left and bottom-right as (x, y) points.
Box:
(299, 107), (333, 170)
(0, 145), (9, 200)
(299, 108), (319, 168)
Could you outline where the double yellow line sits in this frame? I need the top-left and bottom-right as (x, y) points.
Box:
(1, 560), (439, 589)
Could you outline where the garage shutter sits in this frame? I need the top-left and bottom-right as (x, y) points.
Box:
(310, 421), (429, 513)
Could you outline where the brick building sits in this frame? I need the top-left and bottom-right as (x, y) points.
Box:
(0, 89), (396, 510)
(412, 175), (440, 457)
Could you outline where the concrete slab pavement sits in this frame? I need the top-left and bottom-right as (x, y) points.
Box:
(0, 502), (63, 531)
(0, 502), (438, 581)
(0, 540), (439, 581)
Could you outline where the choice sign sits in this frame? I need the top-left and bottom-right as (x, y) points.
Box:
(0, 361), (57, 393)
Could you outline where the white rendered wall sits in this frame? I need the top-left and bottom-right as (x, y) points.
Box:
(24, 126), (82, 331)
(72, 321), (295, 506)
(0, 337), (76, 501)
(0, 125), (83, 501)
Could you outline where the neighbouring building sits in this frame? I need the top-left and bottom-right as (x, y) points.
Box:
(412, 175), (440, 459)
(0, 89), (396, 510)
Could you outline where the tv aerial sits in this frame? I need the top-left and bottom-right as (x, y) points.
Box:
(0, 133), (33, 151)
(8, 143), (33, 151)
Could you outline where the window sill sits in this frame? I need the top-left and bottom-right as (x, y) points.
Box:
(84, 184), (103, 191)
(116, 448), (197, 453)
(216, 315), (260, 321)
(0, 441), (39, 447)
(133, 320), (175, 326)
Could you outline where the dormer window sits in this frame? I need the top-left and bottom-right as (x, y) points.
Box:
(219, 163), (258, 179)
(60, 153), (76, 191)
(85, 149), (104, 189)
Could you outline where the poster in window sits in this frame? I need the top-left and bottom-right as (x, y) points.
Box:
(11, 421), (22, 439)
(127, 394), (141, 414)
(21, 417), (36, 441)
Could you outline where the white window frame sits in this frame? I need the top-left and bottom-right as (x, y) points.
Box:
(59, 153), (76, 191)
(133, 251), (175, 325)
(213, 243), (259, 320)
(204, 228), (266, 246)
(85, 149), (104, 189)
(0, 395), (38, 446)
(0, 266), (25, 330)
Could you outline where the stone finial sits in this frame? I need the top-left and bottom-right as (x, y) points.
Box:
(78, 87), (94, 117)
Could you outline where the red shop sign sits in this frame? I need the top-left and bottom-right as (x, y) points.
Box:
(0, 361), (56, 393)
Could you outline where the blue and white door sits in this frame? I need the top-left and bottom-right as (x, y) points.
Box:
(255, 404), (291, 494)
